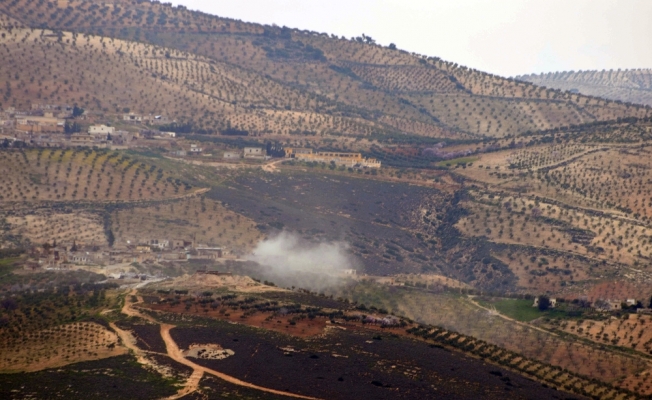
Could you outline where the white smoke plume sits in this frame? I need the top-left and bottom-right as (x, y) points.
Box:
(246, 231), (356, 290)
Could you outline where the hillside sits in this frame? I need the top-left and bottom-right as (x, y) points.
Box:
(517, 69), (652, 107)
(0, 148), (199, 204)
(0, 0), (650, 140)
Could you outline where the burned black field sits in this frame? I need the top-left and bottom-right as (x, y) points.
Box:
(210, 171), (517, 290)
(0, 355), (177, 400)
(169, 318), (570, 400)
(115, 320), (168, 354)
(210, 171), (435, 275)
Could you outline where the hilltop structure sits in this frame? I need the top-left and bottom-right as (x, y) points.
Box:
(285, 148), (381, 168)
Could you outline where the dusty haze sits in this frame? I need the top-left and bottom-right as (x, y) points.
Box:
(246, 231), (357, 291)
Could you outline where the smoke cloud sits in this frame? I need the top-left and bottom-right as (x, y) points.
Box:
(246, 231), (357, 291)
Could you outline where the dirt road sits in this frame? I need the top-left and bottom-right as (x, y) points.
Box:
(117, 289), (319, 399)
(261, 158), (286, 173)
(160, 324), (318, 399)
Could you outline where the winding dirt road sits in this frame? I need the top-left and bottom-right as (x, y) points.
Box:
(160, 324), (318, 399)
(115, 289), (319, 400)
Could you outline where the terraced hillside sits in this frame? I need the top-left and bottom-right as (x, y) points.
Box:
(0, 148), (199, 203)
(111, 197), (262, 254)
(517, 69), (652, 107)
(0, 28), (384, 136)
(0, 0), (650, 139)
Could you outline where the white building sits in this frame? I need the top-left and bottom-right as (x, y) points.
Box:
(89, 124), (115, 136)
(123, 113), (142, 122)
(244, 147), (265, 158)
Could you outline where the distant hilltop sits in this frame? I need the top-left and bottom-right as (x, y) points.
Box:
(516, 69), (652, 107)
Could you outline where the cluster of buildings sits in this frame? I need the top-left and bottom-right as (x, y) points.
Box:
(0, 105), (176, 149)
(122, 112), (171, 125)
(2, 106), (384, 171)
(1, 105), (69, 135)
(285, 148), (381, 168)
(222, 147), (267, 160)
(26, 236), (228, 271)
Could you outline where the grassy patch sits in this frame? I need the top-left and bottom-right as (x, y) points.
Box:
(0, 257), (19, 276)
(481, 298), (542, 322)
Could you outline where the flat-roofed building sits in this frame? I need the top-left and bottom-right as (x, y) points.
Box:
(89, 124), (115, 136)
(15, 116), (65, 133)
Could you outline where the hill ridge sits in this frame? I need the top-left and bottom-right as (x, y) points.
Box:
(0, 0), (650, 139)
(516, 68), (652, 107)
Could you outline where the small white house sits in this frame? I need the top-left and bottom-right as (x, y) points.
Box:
(244, 147), (265, 158)
(533, 297), (557, 308)
(89, 124), (115, 136)
(123, 113), (142, 122)
(223, 151), (241, 160)
(190, 144), (203, 153)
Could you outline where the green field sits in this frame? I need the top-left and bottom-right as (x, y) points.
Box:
(480, 298), (543, 322)
(0, 257), (19, 276)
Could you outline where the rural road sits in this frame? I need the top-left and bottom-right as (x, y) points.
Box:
(115, 289), (319, 400)
(159, 323), (319, 399)
(466, 296), (557, 336)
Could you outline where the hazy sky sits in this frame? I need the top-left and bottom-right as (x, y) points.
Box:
(171, 0), (652, 77)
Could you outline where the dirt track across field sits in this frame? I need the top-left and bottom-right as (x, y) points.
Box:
(114, 289), (319, 400)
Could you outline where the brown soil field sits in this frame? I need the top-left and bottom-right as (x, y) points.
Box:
(552, 313), (652, 354)
(111, 197), (261, 254)
(364, 273), (471, 290)
(490, 248), (592, 292)
(144, 301), (327, 339)
(581, 281), (652, 303)
(544, 313), (652, 396)
(152, 274), (283, 294)
(0, 322), (126, 373)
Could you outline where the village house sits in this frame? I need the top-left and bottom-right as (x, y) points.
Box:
(147, 115), (170, 125)
(15, 115), (65, 133)
(110, 130), (133, 145)
(88, 124), (115, 137)
(190, 144), (203, 154)
(194, 246), (223, 260)
(136, 245), (152, 253)
(69, 252), (90, 265)
(244, 147), (265, 159)
(70, 132), (95, 146)
(285, 148), (381, 168)
(170, 239), (192, 249)
(31, 103), (73, 118)
(533, 297), (557, 308)
(123, 113), (143, 122)
(148, 239), (170, 250)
